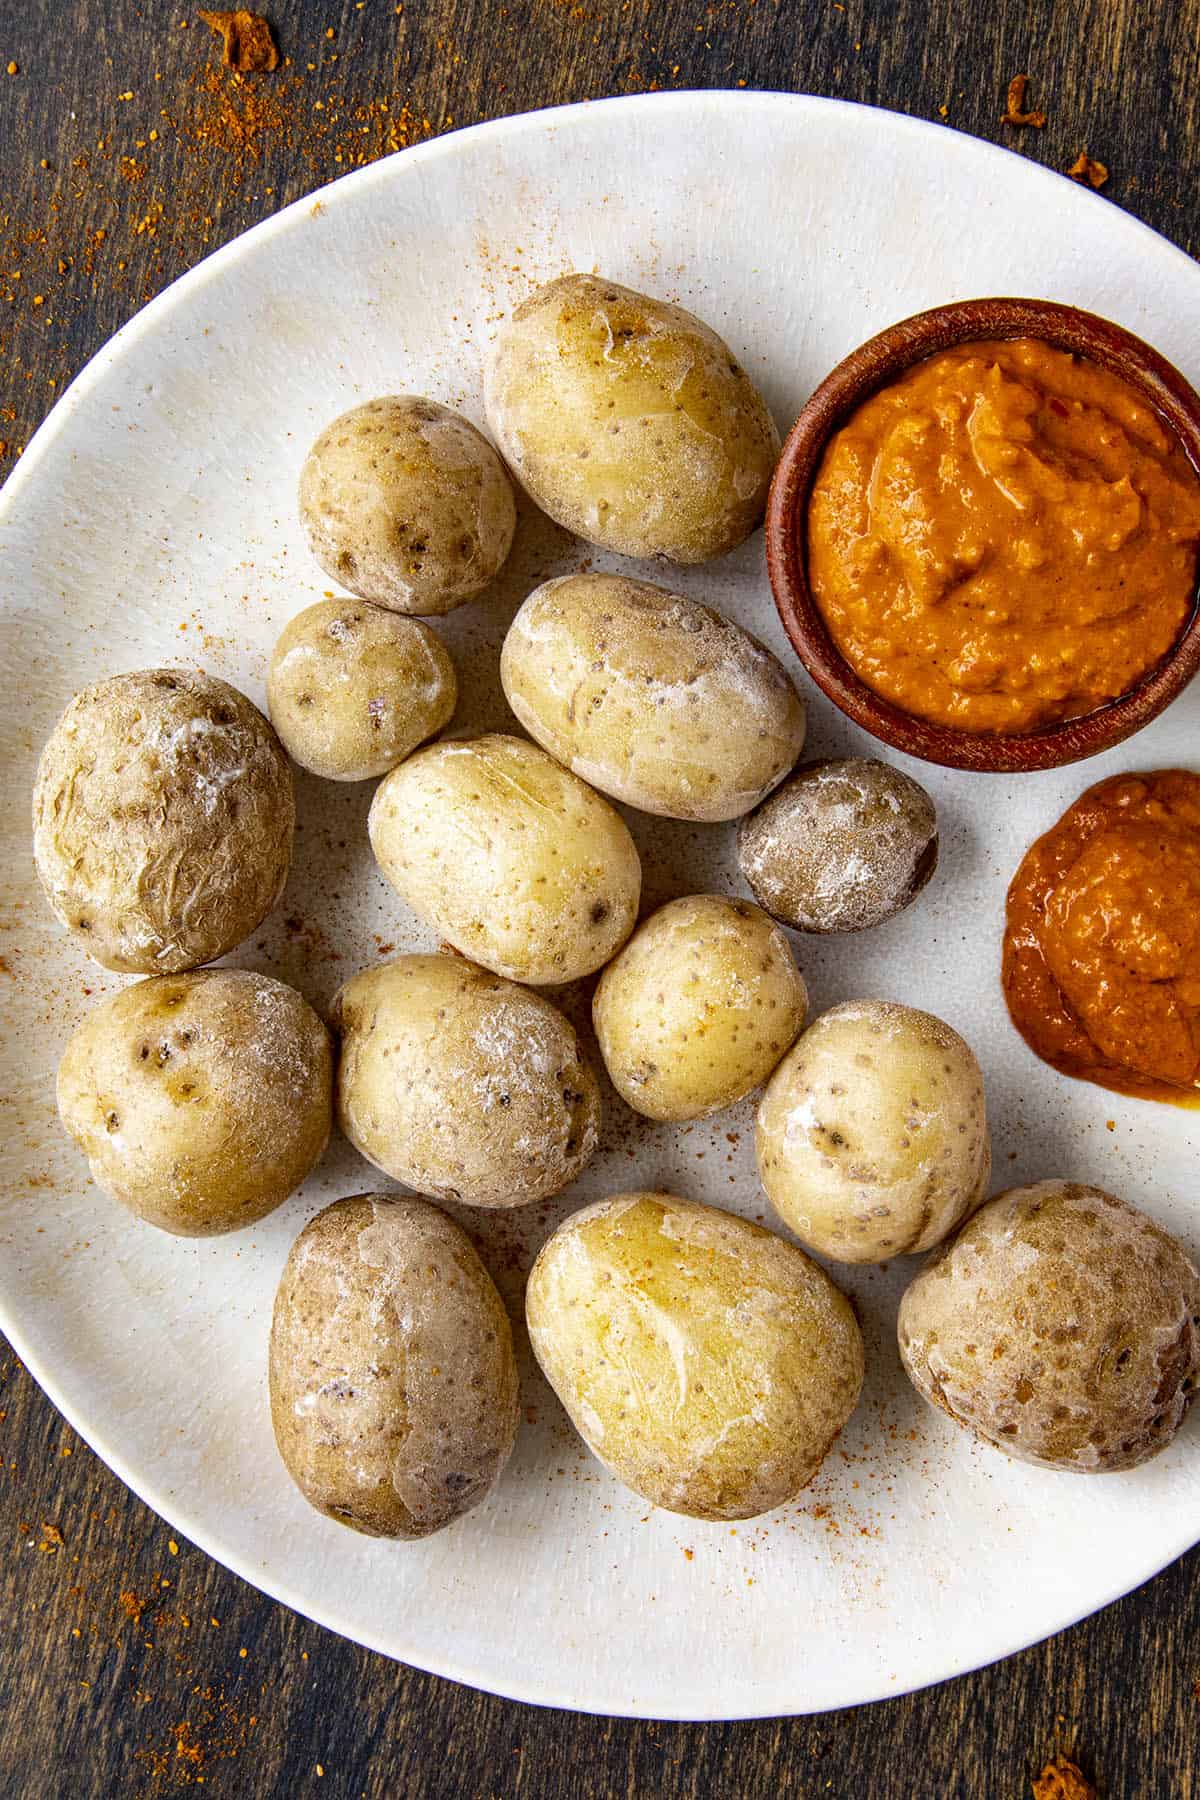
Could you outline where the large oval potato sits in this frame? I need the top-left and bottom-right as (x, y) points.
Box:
(501, 574), (805, 821)
(368, 733), (641, 983)
(527, 1192), (864, 1520)
(484, 273), (779, 563)
(270, 1194), (519, 1537)
(57, 970), (332, 1236)
(593, 895), (807, 1121)
(756, 1000), (990, 1263)
(33, 669), (294, 973)
(899, 1181), (1200, 1472)
(299, 396), (516, 615)
(333, 953), (600, 1207)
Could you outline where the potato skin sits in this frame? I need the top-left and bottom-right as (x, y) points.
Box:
(32, 669), (294, 973)
(298, 396), (516, 616)
(898, 1181), (1200, 1472)
(368, 733), (641, 984)
(501, 574), (805, 822)
(56, 970), (332, 1236)
(333, 953), (600, 1208)
(484, 274), (779, 563)
(756, 1000), (990, 1263)
(593, 895), (807, 1122)
(270, 1194), (519, 1537)
(268, 599), (456, 781)
(526, 1192), (864, 1520)
(739, 758), (938, 934)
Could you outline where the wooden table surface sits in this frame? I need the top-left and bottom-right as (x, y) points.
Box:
(2, 2), (1198, 1794)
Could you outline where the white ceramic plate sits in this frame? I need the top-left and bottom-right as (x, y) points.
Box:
(2, 92), (1199, 1721)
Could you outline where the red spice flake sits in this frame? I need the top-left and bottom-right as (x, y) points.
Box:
(119, 1586), (145, 1620)
(1032, 1758), (1095, 1800)
(1001, 73), (1047, 128)
(175, 1720), (205, 1767)
(198, 9), (280, 73)
(38, 1522), (65, 1552)
(1067, 152), (1109, 188)
(681, 1546), (694, 1561)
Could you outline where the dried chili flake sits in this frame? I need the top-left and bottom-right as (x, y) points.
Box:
(198, 8), (280, 73)
(1067, 152), (1109, 188)
(1032, 1758), (1095, 1800)
(1001, 74), (1047, 128)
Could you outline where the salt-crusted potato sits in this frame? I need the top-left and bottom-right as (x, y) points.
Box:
(298, 396), (516, 616)
(484, 274), (779, 563)
(500, 574), (805, 822)
(57, 970), (332, 1236)
(368, 733), (640, 984)
(526, 1192), (864, 1520)
(756, 1000), (990, 1263)
(267, 599), (456, 781)
(739, 757), (938, 934)
(333, 953), (600, 1208)
(270, 1193), (519, 1537)
(593, 896), (807, 1122)
(899, 1181), (1200, 1472)
(32, 669), (294, 973)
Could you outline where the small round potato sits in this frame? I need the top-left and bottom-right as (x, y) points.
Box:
(268, 599), (457, 781)
(333, 953), (600, 1208)
(33, 669), (294, 973)
(756, 1000), (990, 1263)
(298, 396), (516, 615)
(484, 273), (779, 563)
(368, 733), (641, 984)
(501, 574), (805, 821)
(270, 1194), (519, 1537)
(57, 970), (332, 1236)
(526, 1192), (864, 1520)
(593, 896), (807, 1122)
(898, 1181), (1200, 1472)
(739, 758), (939, 934)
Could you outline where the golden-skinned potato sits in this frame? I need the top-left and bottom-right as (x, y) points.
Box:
(526, 1192), (864, 1520)
(756, 1000), (990, 1263)
(593, 895), (807, 1121)
(899, 1181), (1200, 1472)
(368, 733), (640, 983)
(484, 273), (779, 563)
(501, 573), (805, 821)
(270, 1194), (519, 1537)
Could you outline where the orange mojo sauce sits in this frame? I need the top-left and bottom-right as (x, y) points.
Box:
(1003, 769), (1200, 1103)
(807, 339), (1200, 734)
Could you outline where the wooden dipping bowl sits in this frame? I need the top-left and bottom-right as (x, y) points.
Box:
(765, 297), (1200, 773)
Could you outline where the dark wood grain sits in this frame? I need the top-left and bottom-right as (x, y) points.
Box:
(3, 2), (1199, 1794)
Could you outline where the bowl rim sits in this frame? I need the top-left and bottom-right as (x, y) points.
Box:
(764, 296), (1200, 773)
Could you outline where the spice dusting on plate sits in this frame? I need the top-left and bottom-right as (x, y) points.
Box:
(197, 9), (280, 73)
(1000, 73), (1047, 128)
(1032, 1758), (1095, 1800)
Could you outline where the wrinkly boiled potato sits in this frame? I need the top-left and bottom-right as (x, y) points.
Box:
(32, 669), (294, 973)
(500, 574), (805, 821)
(270, 1193), (520, 1537)
(526, 1192), (864, 1520)
(484, 274), (779, 563)
(368, 733), (641, 983)
(593, 896), (807, 1122)
(333, 953), (600, 1208)
(899, 1181), (1200, 1472)
(57, 970), (332, 1236)
(739, 757), (939, 934)
(267, 599), (457, 781)
(757, 1000), (990, 1263)
(298, 396), (516, 615)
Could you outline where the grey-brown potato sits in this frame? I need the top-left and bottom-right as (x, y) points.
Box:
(526, 1192), (864, 1520)
(500, 574), (805, 821)
(298, 396), (516, 615)
(898, 1181), (1200, 1472)
(333, 953), (600, 1208)
(756, 1000), (990, 1263)
(593, 896), (807, 1122)
(267, 599), (457, 781)
(368, 733), (640, 983)
(738, 758), (939, 934)
(485, 274), (779, 563)
(56, 970), (332, 1236)
(270, 1194), (519, 1537)
(32, 669), (294, 973)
